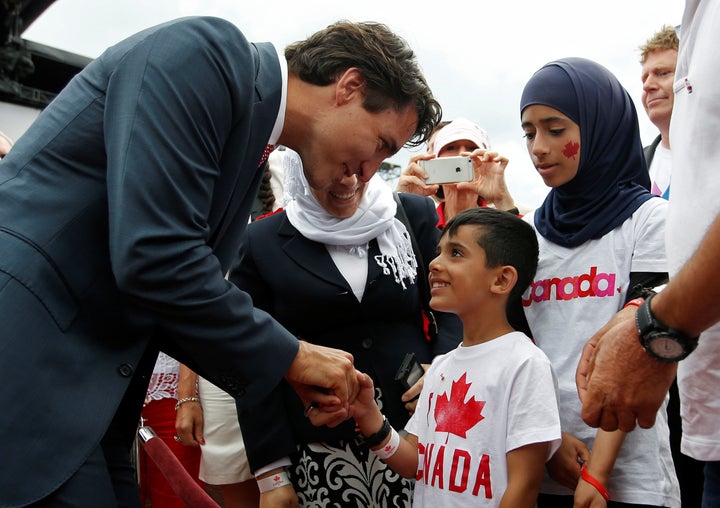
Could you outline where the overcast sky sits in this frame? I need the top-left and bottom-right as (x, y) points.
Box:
(22, 0), (684, 209)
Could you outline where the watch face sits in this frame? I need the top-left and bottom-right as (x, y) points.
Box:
(648, 336), (685, 359)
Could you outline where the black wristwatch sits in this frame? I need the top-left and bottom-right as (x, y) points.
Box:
(636, 293), (698, 362)
(360, 417), (391, 448)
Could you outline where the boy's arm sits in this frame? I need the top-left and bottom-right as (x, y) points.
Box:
(353, 373), (420, 478)
(499, 442), (548, 508)
(545, 431), (590, 489)
(574, 430), (625, 507)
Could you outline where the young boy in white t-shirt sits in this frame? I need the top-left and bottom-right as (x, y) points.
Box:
(352, 207), (561, 507)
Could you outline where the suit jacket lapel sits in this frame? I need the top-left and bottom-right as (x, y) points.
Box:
(277, 216), (352, 291)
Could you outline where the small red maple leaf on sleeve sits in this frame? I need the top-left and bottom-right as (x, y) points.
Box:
(434, 373), (485, 438)
(562, 141), (580, 160)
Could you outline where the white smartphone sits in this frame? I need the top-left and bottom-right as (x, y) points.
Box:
(419, 156), (474, 184)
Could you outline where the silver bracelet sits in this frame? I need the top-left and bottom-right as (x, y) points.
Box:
(174, 396), (201, 411)
(257, 470), (292, 493)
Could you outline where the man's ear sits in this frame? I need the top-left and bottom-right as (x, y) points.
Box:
(335, 67), (366, 105)
(491, 266), (518, 296)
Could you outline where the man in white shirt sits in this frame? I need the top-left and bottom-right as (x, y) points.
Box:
(578, 4), (720, 505)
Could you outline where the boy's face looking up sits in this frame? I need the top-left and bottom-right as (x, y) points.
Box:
(429, 225), (501, 320)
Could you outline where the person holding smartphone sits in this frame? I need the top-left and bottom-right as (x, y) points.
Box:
(397, 117), (519, 227)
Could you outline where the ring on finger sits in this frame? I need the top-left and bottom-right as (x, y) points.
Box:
(303, 403), (318, 418)
(174, 435), (182, 442)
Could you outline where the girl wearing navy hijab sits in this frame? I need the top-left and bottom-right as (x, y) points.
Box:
(519, 58), (680, 508)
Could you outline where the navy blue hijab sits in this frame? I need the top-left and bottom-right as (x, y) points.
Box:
(520, 57), (652, 247)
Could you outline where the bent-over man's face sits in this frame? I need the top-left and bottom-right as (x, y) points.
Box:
(296, 69), (418, 204)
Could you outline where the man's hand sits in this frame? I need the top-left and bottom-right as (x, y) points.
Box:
(285, 341), (358, 427)
(576, 306), (676, 431)
(396, 153), (440, 197)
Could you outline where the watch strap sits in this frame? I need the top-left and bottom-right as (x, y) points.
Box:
(361, 417), (391, 448)
(636, 293), (699, 361)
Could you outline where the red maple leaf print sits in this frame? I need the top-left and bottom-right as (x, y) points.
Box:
(562, 141), (579, 160)
(434, 373), (485, 438)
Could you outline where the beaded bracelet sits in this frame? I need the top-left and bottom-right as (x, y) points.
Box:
(580, 463), (611, 501)
(174, 396), (201, 411)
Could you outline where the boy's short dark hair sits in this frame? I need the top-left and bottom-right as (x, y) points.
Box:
(443, 208), (539, 300)
(285, 20), (442, 147)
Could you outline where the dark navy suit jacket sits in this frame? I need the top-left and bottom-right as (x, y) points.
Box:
(0, 17), (299, 506)
(230, 193), (463, 470)
(644, 134), (663, 167)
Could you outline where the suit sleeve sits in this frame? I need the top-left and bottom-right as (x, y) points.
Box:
(103, 18), (297, 405)
(230, 225), (299, 471)
(402, 195), (463, 355)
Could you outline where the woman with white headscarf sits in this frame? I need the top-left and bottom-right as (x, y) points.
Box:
(232, 148), (461, 507)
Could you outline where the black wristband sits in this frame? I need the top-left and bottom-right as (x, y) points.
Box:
(361, 418), (391, 448)
(505, 207), (520, 216)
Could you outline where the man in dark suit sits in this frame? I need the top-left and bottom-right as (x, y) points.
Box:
(0, 130), (12, 157)
(0, 17), (440, 506)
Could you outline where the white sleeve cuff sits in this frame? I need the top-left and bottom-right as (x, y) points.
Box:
(254, 457), (292, 478)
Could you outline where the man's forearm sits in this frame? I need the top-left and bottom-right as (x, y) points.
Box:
(654, 212), (720, 337)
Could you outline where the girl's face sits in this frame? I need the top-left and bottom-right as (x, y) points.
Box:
(521, 105), (581, 188)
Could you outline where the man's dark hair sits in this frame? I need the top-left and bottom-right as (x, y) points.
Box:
(443, 208), (539, 301)
(285, 20), (442, 147)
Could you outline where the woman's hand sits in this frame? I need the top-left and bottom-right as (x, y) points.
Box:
(174, 400), (205, 446)
(257, 468), (299, 508)
(259, 486), (298, 508)
(402, 364), (429, 414)
(454, 149), (515, 210)
(396, 153), (440, 197)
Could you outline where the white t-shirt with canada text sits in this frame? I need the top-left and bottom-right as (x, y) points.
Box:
(523, 199), (680, 507)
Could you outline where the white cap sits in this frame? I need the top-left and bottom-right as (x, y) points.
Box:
(433, 118), (490, 156)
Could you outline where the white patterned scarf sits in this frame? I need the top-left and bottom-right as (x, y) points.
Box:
(283, 150), (417, 289)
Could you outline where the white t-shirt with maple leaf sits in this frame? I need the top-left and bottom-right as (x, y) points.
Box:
(522, 198), (680, 507)
(406, 331), (561, 507)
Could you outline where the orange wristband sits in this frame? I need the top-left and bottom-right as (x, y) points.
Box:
(623, 297), (644, 309)
(580, 463), (611, 500)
